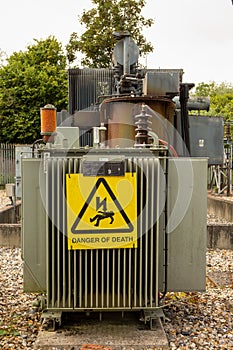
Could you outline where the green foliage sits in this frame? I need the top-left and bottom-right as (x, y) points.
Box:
(193, 81), (233, 121)
(0, 36), (68, 144)
(66, 0), (154, 68)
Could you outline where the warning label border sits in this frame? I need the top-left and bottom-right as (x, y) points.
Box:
(71, 177), (134, 234)
(66, 173), (137, 250)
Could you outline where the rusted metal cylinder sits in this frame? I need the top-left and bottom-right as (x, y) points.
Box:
(100, 96), (175, 148)
(40, 104), (57, 135)
(100, 101), (136, 148)
(40, 104), (57, 143)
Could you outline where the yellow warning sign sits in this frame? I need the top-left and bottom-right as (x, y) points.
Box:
(66, 173), (137, 249)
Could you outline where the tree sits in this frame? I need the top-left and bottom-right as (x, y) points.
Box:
(193, 81), (233, 121)
(0, 36), (68, 144)
(66, 0), (154, 68)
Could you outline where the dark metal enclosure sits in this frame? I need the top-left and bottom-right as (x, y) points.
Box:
(189, 115), (224, 165)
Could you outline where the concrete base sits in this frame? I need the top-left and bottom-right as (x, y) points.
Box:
(34, 312), (169, 350)
(0, 202), (21, 223)
(1, 194), (233, 250)
(1, 224), (232, 250)
(0, 224), (21, 247)
(208, 194), (233, 222)
(207, 224), (233, 250)
(207, 194), (233, 249)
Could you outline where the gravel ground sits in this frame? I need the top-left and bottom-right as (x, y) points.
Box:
(0, 248), (233, 349)
(0, 248), (41, 350)
(163, 249), (233, 349)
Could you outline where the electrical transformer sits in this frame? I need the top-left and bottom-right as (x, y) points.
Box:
(22, 31), (207, 330)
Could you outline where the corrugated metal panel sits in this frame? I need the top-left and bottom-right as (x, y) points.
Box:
(68, 69), (114, 114)
(79, 129), (93, 147)
(68, 68), (183, 115)
(46, 156), (163, 311)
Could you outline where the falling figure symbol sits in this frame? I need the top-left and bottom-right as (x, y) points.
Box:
(90, 211), (115, 227)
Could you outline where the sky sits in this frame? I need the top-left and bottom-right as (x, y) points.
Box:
(1, 0), (233, 87)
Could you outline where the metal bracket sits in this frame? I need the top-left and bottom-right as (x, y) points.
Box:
(140, 309), (165, 330)
(43, 152), (50, 174)
(41, 310), (62, 331)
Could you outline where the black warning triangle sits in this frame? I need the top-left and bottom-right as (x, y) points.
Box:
(71, 177), (134, 234)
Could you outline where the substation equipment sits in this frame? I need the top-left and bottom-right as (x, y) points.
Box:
(21, 32), (208, 329)
(208, 121), (232, 195)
